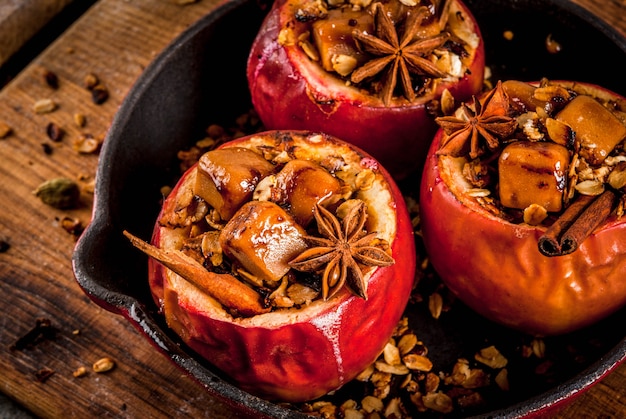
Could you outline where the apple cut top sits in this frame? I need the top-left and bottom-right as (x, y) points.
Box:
(281, 0), (481, 105)
(126, 132), (400, 318)
(434, 79), (626, 256)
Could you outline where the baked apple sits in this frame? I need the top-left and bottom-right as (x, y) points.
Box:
(125, 131), (416, 402)
(420, 79), (626, 336)
(247, 0), (485, 179)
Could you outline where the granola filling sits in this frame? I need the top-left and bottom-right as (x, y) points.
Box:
(435, 79), (626, 255)
(283, 0), (480, 104)
(130, 132), (399, 318)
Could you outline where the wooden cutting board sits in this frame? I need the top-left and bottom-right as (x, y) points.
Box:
(0, 0), (78, 66)
(0, 0), (624, 418)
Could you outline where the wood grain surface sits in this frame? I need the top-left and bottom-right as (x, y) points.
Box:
(0, 0), (78, 66)
(0, 0), (625, 418)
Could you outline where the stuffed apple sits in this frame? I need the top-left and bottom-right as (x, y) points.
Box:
(247, 0), (484, 179)
(420, 79), (626, 336)
(125, 130), (416, 402)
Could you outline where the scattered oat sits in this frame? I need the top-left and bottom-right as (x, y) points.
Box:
(428, 292), (443, 319)
(475, 345), (508, 369)
(531, 338), (546, 359)
(33, 99), (57, 114)
(73, 366), (88, 378)
(495, 368), (509, 391)
(93, 357), (116, 373)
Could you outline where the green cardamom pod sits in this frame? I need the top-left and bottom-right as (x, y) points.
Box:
(33, 178), (80, 209)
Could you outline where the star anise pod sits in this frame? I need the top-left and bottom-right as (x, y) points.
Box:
(436, 80), (518, 159)
(288, 200), (395, 300)
(351, 3), (450, 105)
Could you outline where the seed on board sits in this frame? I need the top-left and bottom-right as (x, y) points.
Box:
(46, 122), (64, 142)
(43, 69), (59, 89)
(84, 73), (99, 90)
(92, 357), (115, 373)
(0, 121), (12, 138)
(74, 113), (86, 127)
(91, 84), (109, 105)
(33, 99), (57, 114)
(33, 177), (81, 209)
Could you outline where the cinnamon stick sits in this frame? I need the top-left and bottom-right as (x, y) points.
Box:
(538, 189), (617, 257)
(123, 231), (270, 316)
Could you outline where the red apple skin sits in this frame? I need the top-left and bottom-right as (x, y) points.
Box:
(420, 85), (626, 336)
(247, 0), (485, 179)
(149, 131), (416, 402)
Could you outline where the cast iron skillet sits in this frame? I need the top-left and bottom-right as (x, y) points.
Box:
(73, 0), (626, 417)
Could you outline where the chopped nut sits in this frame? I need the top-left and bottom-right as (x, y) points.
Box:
(93, 357), (115, 373)
(331, 54), (357, 77)
(608, 162), (626, 190)
(73, 366), (88, 378)
(523, 203), (548, 225)
(33, 99), (57, 114)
